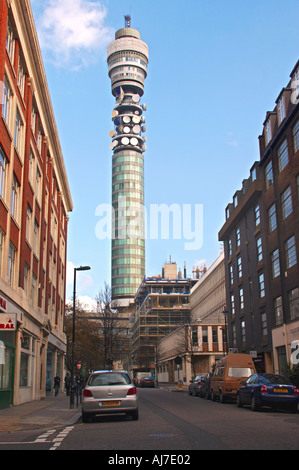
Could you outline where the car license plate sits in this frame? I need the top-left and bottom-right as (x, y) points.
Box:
(99, 401), (120, 407)
(273, 388), (288, 393)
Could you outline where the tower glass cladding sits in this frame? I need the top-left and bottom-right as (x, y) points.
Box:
(107, 17), (149, 304)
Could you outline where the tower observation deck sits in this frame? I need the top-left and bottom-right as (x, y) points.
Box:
(107, 17), (149, 305)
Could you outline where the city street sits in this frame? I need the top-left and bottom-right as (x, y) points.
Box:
(0, 387), (298, 452)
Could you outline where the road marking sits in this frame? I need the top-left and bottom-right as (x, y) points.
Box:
(49, 426), (74, 450)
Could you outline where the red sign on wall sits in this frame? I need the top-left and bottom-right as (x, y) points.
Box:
(0, 314), (16, 331)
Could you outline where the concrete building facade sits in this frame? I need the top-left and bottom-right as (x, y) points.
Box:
(157, 254), (226, 384)
(0, 0), (73, 408)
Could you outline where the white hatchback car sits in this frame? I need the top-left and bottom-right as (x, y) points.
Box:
(82, 370), (138, 422)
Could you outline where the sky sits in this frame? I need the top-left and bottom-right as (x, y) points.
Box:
(30, 0), (299, 309)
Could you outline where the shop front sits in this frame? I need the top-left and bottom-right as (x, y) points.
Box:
(0, 314), (17, 409)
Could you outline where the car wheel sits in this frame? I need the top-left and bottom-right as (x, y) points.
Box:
(236, 394), (243, 408)
(82, 412), (91, 423)
(251, 395), (260, 411)
(219, 391), (225, 404)
(130, 410), (139, 420)
(211, 390), (216, 401)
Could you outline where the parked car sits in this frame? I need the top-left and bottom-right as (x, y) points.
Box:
(189, 375), (207, 396)
(199, 372), (213, 399)
(140, 377), (155, 388)
(210, 353), (256, 403)
(82, 370), (138, 422)
(237, 373), (299, 412)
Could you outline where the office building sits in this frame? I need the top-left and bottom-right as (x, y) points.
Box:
(0, 0), (73, 408)
(219, 61), (299, 374)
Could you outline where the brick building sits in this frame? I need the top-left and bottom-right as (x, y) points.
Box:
(219, 61), (299, 374)
(0, 0), (73, 408)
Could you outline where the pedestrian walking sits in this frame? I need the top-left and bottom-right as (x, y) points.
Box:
(53, 375), (61, 396)
(64, 373), (71, 396)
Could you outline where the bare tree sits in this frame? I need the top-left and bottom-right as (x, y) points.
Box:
(95, 284), (128, 369)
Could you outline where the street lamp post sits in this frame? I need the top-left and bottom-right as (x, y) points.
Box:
(70, 265), (91, 409)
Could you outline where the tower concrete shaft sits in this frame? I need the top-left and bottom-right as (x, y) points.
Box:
(107, 17), (149, 305)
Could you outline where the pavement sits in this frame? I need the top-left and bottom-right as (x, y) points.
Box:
(0, 383), (188, 433)
(0, 392), (82, 433)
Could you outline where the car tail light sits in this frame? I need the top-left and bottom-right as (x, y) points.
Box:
(294, 387), (299, 396)
(127, 387), (137, 396)
(261, 385), (268, 394)
(83, 389), (93, 397)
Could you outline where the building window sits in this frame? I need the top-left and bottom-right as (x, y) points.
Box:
(237, 256), (242, 278)
(17, 55), (26, 99)
(26, 204), (32, 243)
(265, 160), (273, 189)
(31, 274), (37, 306)
(212, 327), (218, 343)
(0, 147), (7, 199)
(14, 109), (24, 155)
(236, 227), (241, 247)
(11, 173), (19, 219)
(202, 327), (208, 343)
(2, 76), (12, 126)
(278, 140), (289, 173)
(241, 320), (246, 343)
(6, 17), (15, 63)
(24, 263), (29, 295)
(271, 249), (280, 278)
(8, 243), (16, 286)
(0, 230), (4, 276)
(228, 239), (232, 257)
(274, 296), (283, 325)
(259, 273), (265, 298)
(254, 204), (261, 226)
(268, 203), (277, 232)
(289, 287), (299, 321)
(261, 312), (267, 336)
(256, 236), (263, 262)
(230, 293), (235, 315)
(265, 118), (272, 145)
(293, 120), (299, 153)
(281, 186), (293, 219)
(285, 235), (297, 269)
(192, 327), (198, 345)
(229, 264), (233, 285)
(277, 96), (286, 125)
(239, 287), (244, 310)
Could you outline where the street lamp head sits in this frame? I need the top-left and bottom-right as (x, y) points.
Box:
(76, 266), (91, 272)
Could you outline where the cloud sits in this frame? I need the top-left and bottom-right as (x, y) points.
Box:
(66, 295), (97, 312)
(34, 0), (114, 68)
(66, 261), (94, 293)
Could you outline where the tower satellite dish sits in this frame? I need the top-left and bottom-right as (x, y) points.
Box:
(141, 125), (147, 132)
(123, 126), (131, 134)
(112, 110), (119, 118)
(133, 125), (141, 134)
(123, 115), (131, 124)
(132, 115), (141, 124)
(121, 137), (129, 145)
(130, 137), (138, 146)
(109, 130), (116, 138)
(132, 94), (140, 103)
(142, 103), (147, 111)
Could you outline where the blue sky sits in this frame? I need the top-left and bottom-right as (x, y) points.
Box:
(31, 0), (299, 308)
